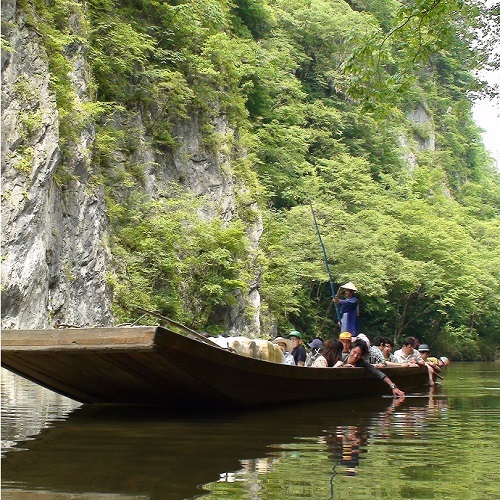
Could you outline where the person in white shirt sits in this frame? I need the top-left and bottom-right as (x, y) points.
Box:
(394, 337), (439, 386)
(393, 337), (424, 366)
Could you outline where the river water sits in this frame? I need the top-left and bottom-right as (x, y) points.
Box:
(1, 363), (499, 499)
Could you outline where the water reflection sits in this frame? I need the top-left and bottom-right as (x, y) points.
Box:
(326, 425), (368, 474)
(1, 368), (81, 452)
(3, 365), (498, 499)
(200, 392), (454, 499)
(1, 385), (448, 500)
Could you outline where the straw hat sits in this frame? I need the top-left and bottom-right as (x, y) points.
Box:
(341, 281), (357, 291)
(273, 337), (293, 352)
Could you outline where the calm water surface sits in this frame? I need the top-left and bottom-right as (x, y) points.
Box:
(1, 363), (499, 499)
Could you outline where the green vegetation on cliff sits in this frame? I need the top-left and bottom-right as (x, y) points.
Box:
(23, 0), (500, 358)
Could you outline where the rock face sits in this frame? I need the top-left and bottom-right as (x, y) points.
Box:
(1, 1), (112, 329)
(1, 0), (263, 334)
(400, 103), (436, 171)
(407, 104), (435, 151)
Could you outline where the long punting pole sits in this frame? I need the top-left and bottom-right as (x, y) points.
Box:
(310, 202), (342, 326)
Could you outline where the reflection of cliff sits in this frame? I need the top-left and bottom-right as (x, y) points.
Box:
(1, 369), (81, 452)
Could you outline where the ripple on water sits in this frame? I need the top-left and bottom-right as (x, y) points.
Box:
(1, 369), (81, 455)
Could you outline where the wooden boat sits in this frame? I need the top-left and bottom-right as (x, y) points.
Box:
(1, 326), (429, 406)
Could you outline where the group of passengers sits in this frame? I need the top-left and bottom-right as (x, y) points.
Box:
(273, 330), (449, 398)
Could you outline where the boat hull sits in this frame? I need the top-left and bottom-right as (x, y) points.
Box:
(1, 326), (429, 406)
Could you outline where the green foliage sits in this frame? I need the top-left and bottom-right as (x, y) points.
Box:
(434, 325), (481, 360)
(18, 0), (84, 147)
(1, 34), (14, 53)
(349, 0), (399, 31)
(108, 187), (248, 330)
(102, 0), (499, 354)
(271, 0), (380, 96)
(17, 110), (43, 142)
(88, 18), (156, 101)
(13, 147), (35, 175)
(19, 0), (499, 355)
(341, 0), (499, 109)
(140, 68), (194, 145)
(53, 163), (79, 187)
(231, 0), (276, 39)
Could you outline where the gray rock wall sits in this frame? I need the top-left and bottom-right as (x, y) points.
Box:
(1, 0), (263, 335)
(1, 0), (112, 329)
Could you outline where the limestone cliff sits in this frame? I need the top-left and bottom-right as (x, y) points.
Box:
(1, 0), (112, 328)
(1, 0), (450, 340)
(1, 0), (263, 334)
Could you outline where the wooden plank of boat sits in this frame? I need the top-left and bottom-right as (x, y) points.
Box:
(1, 326), (429, 406)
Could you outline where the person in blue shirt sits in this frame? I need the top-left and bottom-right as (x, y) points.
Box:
(333, 282), (360, 334)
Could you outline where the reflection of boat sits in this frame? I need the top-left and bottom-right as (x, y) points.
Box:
(1, 326), (428, 406)
(1, 396), (437, 499)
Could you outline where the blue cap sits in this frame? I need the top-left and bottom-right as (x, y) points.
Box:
(308, 338), (323, 349)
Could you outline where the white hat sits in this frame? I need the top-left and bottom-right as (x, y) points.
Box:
(341, 281), (357, 291)
(353, 333), (370, 348)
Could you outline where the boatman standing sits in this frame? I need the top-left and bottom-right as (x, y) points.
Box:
(333, 282), (360, 335)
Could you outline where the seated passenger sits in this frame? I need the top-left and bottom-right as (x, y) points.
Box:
(273, 337), (295, 365)
(418, 344), (432, 363)
(339, 340), (405, 398)
(367, 336), (387, 367)
(427, 355), (444, 367)
(417, 343), (438, 386)
(440, 356), (450, 366)
(311, 339), (344, 368)
(308, 336), (324, 350)
(351, 333), (370, 346)
(307, 337), (325, 366)
(380, 337), (402, 366)
(288, 330), (307, 366)
(393, 337), (425, 366)
(339, 331), (352, 355)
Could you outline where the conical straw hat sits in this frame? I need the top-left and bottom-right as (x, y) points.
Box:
(341, 281), (357, 291)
